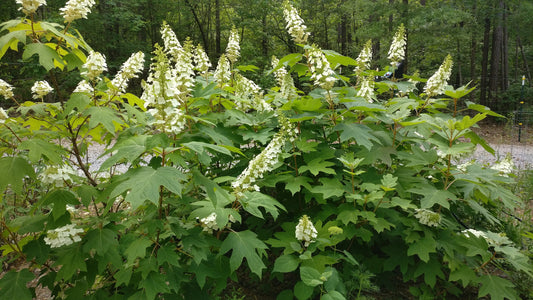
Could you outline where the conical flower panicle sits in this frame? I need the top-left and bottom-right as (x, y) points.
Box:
(111, 51), (145, 95)
(31, 80), (53, 100)
(60, 0), (95, 23)
(174, 38), (196, 104)
(357, 76), (375, 103)
(354, 40), (373, 75)
(388, 24), (406, 68)
(0, 79), (14, 100)
(234, 73), (272, 112)
(226, 27), (240, 64)
(283, 1), (310, 44)
(214, 54), (231, 88)
(232, 114), (296, 197)
(82, 51), (107, 81)
(295, 215), (318, 247)
(194, 44), (212, 76)
(308, 46), (336, 90)
(16, 0), (46, 15)
(160, 22), (182, 62)
(423, 54), (453, 98)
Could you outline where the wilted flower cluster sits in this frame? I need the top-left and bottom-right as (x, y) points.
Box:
(226, 28), (240, 64)
(31, 80), (53, 100)
(38, 165), (76, 188)
(16, 0), (46, 15)
(271, 56), (297, 102)
(234, 73), (272, 112)
(308, 46), (336, 90)
(110, 51), (145, 95)
(357, 76), (375, 103)
(44, 224), (83, 248)
(354, 40), (373, 75)
(414, 208), (441, 227)
(0, 79), (14, 100)
(283, 1), (310, 44)
(232, 114), (297, 197)
(491, 156), (514, 177)
(194, 45), (212, 76)
(295, 215), (318, 247)
(60, 0), (95, 23)
(424, 54), (453, 97)
(214, 54), (231, 87)
(388, 24), (406, 68)
(81, 51), (107, 81)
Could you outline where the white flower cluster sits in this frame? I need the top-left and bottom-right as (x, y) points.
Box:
(414, 208), (441, 227)
(16, 0), (46, 15)
(60, 0), (95, 23)
(462, 229), (509, 246)
(491, 156), (514, 177)
(111, 51), (145, 95)
(198, 212), (236, 234)
(74, 80), (93, 94)
(173, 39), (196, 103)
(44, 224), (83, 248)
(424, 54), (453, 97)
(388, 24), (406, 68)
(308, 47), (336, 90)
(31, 80), (53, 100)
(354, 40), (373, 75)
(234, 73), (272, 112)
(81, 51), (107, 81)
(214, 54), (231, 87)
(271, 56), (297, 102)
(194, 45), (212, 76)
(0, 79), (14, 100)
(161, 22), (182, 61)
(38, 165), (76, 188)
(0, 108), (9, 124)
(357, 76), (375, 103)
(283, 1), (310, 44)
(457, 161), (473, 173)
(232, 115), (296, 197)
(226, 28), (240, 64)
(295, 215), (318, 247)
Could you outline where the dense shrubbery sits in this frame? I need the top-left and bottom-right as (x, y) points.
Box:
(1, 1), (532, 299)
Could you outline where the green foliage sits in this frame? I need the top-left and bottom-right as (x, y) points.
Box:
(0, 2), (531, 300)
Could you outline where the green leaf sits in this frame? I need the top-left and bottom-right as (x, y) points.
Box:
(62, 93), (91, 116)
(99, 135), (147, 171)
(335, 123), (381, 150)
(114, 267), (132, 287)
(321, 291), (346, 300)
(219, 230), (268, 278)
(285, 176), (313, 195)
(83, 228), (118, 256)
(408, 184), (454, 209)
(84, 106), (123, 134)
(41, 190), (79, 220)
(413, 259), (444, 288)
(54, 246), (87, 280)
(0, 157), (35, 194)
(22, 43), (64, 71)
(407, 234), (437, 262)
(397, 146), (438, 166)
(323, 49), (357, 66)
(299, 158), (336, 176)
(182, 141), (232, 158)
(19, 139), (65, 164)
(449, 265), (476, 288)
(240, 192), (286, 220)
(311, 178), (345, 199)
(273, 254), (300, 273)
(476, 275), (518, 300)
(0, 29), (26, 60)
(157, 244), (180, 267)
(294, 281), (314, 300)
(125, 237), (153, 264)
(277, 53), (303, 68)
(110, 167), (186, 209)
(0, 269), (34, 300)
(300, 266), (325, 287)
(138, 271), (170, 300)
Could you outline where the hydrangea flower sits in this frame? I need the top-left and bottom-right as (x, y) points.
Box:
(16, 0), (46, 15)
(44, 224), (83, 248)
(232, 114), (296, 197)
(199, 212), (219, 233)
(388, 24), (406, 68)
(38, 165), (77, 188)
(173, 39), (196, 103)
(0, 79), (14, 100)
(354, 40), (373, 75)
(31, 80), (53, 100)
(60, 0), (95, 23)
(214, 54), (231, 87)
(308, 46), (336, 90)
(424, 54), (453, 97)
(226, 27), (240, 64)
(295, 215), (318, 247)
(73, 80), (93, 94)
(161, 22), (182, 61)
(283, 1), (310, 44)
(414, 208), (441, 227)
(491, 156), (514, 177)
(272, 56), (297, 102)
(234, 73), (272, 112)
(111, 51), (145, 95)
(357, 76), (375, 103)
(82, 51), (107, 81)
(0, 108), (9, 124)
(194, 44), (212, 76)
(462, 229), (509, 246)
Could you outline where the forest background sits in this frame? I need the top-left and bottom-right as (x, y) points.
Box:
(1, 0), (533, 114)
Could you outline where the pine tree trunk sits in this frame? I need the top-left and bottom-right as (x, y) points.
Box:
(480, 18), (491, 105)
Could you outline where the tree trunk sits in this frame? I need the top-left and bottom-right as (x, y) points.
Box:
(215, 0), (221, 56)
(184, 0), (209, 55)
(480, 18), (491, 105)
(488, 0), (504, 106)
(501, 2), (509, 91)
(517, 36), (532, 86)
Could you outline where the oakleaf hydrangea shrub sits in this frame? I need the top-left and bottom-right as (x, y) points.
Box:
(0, 1), (531, 299)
